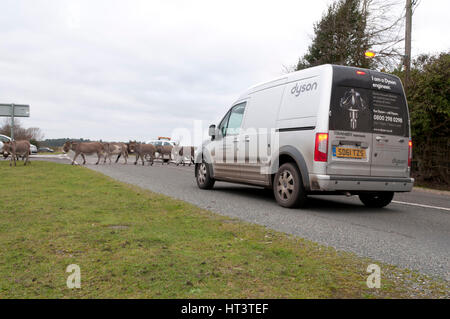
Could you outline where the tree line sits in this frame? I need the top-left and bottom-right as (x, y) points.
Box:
(0, 119), (91, 148)
(0, 119), (44, 147)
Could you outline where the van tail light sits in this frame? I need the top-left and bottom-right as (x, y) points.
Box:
(314, 133), (328, 162)
(408, 140), (412, 167)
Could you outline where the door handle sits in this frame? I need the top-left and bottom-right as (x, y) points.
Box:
(232, 139), (239, 143)
(398, 138), (405, 143)
(376, 136), (389, 143)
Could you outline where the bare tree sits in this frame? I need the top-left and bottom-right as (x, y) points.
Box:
(360, 0), (404, 69)
(290, 0), (421, 73)
(362, 0), (421, 70)
(0, 118), (44, 141)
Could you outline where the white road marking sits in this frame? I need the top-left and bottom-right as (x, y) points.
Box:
(392, 200), (450, 211)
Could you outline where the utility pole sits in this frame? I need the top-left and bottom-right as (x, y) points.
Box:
(11, 104), (15, 140)
(404, 0), (412, 95)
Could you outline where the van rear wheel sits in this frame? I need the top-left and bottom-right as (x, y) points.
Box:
(359, 192), (394, 208)
(273, 163), (306, 208)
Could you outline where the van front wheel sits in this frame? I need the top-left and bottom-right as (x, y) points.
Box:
(359, 192), (394, 208)
(273, 163), (306, 208)
(196, 162), (215, 189)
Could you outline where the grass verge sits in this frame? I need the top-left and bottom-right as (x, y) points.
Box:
(0, 161), (448, 298)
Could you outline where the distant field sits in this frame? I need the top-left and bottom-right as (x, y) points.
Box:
(0, 161), (447, 298)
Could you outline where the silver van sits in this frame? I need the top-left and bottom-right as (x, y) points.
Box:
(195, 64), (413, 208)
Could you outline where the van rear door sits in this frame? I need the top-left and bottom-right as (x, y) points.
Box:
(369, 72), (410, 177)
(327, 66), (410, 178)
(327, 67), (373, 176)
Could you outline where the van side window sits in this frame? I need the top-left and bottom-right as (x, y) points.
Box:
(218, 112), (231, 137)
(224, 102), (246, 136)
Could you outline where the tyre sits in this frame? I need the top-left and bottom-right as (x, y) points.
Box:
(359, 192), (394, 208)
(196, 161), (215, 189)
(273, 162), (306, 208)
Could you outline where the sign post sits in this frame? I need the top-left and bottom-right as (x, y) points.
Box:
(0, 103), (30, 141)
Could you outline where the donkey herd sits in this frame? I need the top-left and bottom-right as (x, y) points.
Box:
(61, 141), (195, 166)
(1, 139), (195, 167)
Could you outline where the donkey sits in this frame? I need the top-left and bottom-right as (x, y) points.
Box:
(172, 145), (195, 166)
(126, 141), (137, 154)
(102, 142), (128, 164)
(131, 142), (156, 166)
(2, 140), (30, 166)
(155, 144), (173, 164)
(63, 141), (105, 165)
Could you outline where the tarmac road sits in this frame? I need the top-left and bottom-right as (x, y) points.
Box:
(31, 154), (450, 280)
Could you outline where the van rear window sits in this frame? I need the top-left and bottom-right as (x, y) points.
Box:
(329, 86), (408, 136)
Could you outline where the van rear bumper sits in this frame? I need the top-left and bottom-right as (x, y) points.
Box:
(310, 174), (414, 192)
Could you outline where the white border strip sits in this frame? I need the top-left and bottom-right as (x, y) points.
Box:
(392, 200), (450, 212)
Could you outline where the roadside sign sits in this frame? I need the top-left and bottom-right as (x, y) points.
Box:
(0, 104), (30, 117)
(0, 103), (31, 140)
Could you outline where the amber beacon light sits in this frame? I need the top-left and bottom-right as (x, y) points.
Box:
(365, 50), (375, 58)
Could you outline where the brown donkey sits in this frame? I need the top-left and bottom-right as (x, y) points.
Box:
(102, 142), (128, 164)
(2, 140), (30, 166)
(132, 143), (156, 166)
(63, 141), (105, 165)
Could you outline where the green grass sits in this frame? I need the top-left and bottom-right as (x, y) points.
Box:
(0, 161), (448, 298)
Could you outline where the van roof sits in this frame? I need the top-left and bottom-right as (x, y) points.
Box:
(236, 64), (333, 101)
(235, 64), (402, 103)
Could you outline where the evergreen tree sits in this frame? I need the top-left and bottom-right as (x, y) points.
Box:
(297, 0), (371, 70)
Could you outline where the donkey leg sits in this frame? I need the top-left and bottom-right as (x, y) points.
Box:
(72, 152), (80, 165)
(134, 154), (138, 165)
(115, 153), (121, 163)
(148, 154), (152, 166)
(95, 152), (101, 165)
(80, 154), (85, 164)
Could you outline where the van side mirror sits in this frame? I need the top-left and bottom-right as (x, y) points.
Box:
(208, 124), (216, 140)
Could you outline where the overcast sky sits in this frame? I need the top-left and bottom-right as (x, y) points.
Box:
(0, 0), (448, 142)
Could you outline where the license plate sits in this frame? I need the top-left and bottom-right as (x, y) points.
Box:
(333, 147), (366, 159)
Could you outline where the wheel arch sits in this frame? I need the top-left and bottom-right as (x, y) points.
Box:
(194, 148), (214, 177)
(270, 146), (310, 191)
